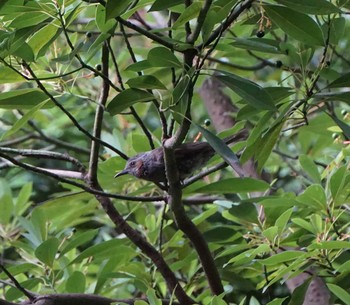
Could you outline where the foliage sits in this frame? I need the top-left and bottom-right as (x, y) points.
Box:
(0, 0), (349, 305)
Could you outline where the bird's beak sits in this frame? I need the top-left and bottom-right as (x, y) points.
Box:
(114, 170), (128, 178)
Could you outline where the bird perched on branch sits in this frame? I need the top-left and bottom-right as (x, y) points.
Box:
(114, 131), (246, 183)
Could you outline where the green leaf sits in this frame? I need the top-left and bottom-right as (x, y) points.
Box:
(189, 121), (245, 177)
(203, 226), (238, 243)
(194, 178), (270, 194)
(275, 207), (293, 235)
(148, 47), (182, 68)
(107, 89), (155, 115)
(172, 2), (202, 29)
(0, 88), (52, 109)
(105, 0), (133, 19)
(35, 238), (60, 267)
(0, 66), (24, 84)
(308, 240), (350, 250)
(266, 298), (288, 305)
(330, 166), (349, 206)
(265, 5), (324, 46)
(147, 288), (162, 305)
(261, 251), (307, 265)
(0, 179), (14, 225)
(327, 284), (350, 305)
(60, 229), (99, 256)
(255, 122), (283, 171)
(299, 155), (321, 183)
(27, 21), (60, 58)
(149, 0), (182, 11)
(66, 271), (86, 293)
(1, 100), (50, 140)
(215, 73), (276, 110)
(327, 71), (350, 88)
(275, 0), (341, 14)
(70, 239), (133, 264)
(95, 5), (117, 34)
(231, 38), (281, 54)
(329, 114), (350, 139)
(126, 75), (166, 90)
(125, 60), (152, 72)
(297, 184), (327, 210)
(223, 202), (259, 224)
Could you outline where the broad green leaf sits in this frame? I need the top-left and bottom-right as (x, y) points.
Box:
(126, 75), (166, 90)
(35, 238), (60, 267)
(291, 218), (314, 233)
(255, 122), (283, 171)
(105, 0), (133, 19)
(266, 298), (288, 305)
(0, 179), (14, 225)
(66, 271), (86, 293)
(60, 229), (99, 256)
(227, 244), (270, 265)
(211, 295), (229, 305)
(70, 239), (133, 264)
(148, 47), (182, 68)
(107, 89), (155, 115)
(275, 208), (293, 235)
(135, 301), (149, 305)
(275, 0), (341, 14)
(194, 178), (270, 194)
(322, 17), (345, 45)
(265, 5), (324, 46)
(5, 278), (41, 301)
(327, 71), (350, 88)
(95, 5), (117, 34)
(215, 73), (276, 110)
(14, 183), (32, 216)
(330, 166), (348, 206)
(231, 38), (281, 54)
(0, 66), (24, 84)
(329, 114), (350, 139)
(299, 155), (321, 183)
(308, 240), (350, 250)
(261, 251), (306, 265)
(193, 205), (218, 225)
(223, 202), (259, 224)
(189, 120), (245, 177)
(125, 60), (152, 72)
(147, 288), (162, 305)
(172, 2), (202, 29)
(203, 226), (238, 243)
(297, 184), (327, 210)
(1, 100), (49, 140)
(0, 89), (51, 109)
(327, 284), (350, 305)
(149, 0), (182, 11)
(27, 21), (60, 57)
(262, 226), (278, 242)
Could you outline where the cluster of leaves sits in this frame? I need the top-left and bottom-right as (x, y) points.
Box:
(0, 0), (349, 305)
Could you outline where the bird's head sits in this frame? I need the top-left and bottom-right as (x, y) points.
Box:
(114, 154), (145, 179)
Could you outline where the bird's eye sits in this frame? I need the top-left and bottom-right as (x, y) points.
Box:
(129, 161), (136, 166)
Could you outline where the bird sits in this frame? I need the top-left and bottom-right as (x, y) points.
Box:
(114, 132), (246, 184)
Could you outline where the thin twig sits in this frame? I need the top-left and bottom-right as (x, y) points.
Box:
(0, 263), (35, 301)
(0, 147), (86, 173)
